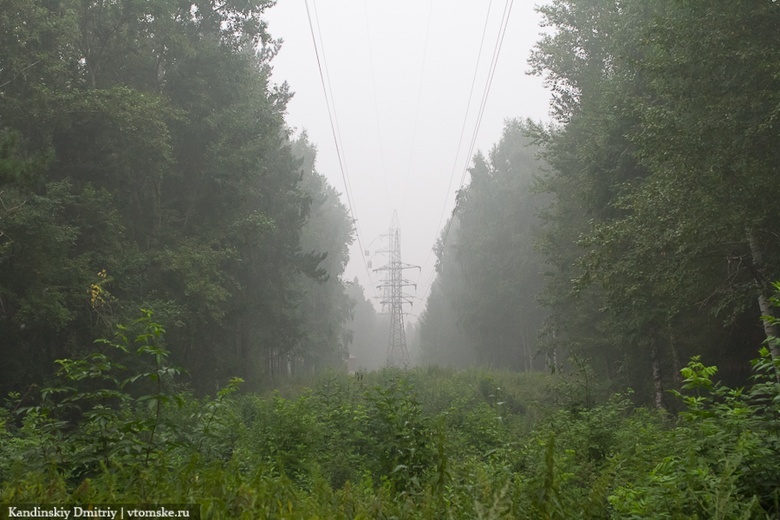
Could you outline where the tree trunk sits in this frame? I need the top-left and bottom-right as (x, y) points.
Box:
(548, 327), (560, 374)
(667, 317), (682, 386)
(746, 229), (780, 361)
(650, 339), (664, 410)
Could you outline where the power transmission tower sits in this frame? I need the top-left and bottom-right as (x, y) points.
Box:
(374, 211), (419, 368)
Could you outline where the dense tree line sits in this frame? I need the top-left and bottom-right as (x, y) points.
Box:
(0, 0), (366, 394)
(421, 0), (780, 405)
(344, 277), (387, 371)
(420, 120), (548, 371)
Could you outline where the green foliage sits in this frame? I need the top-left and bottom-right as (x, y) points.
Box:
(3, 351), (780, 518)
(289, 132), (356, 373)
(5, 2), (780, 515)
(610, 351), (780, 518)
(530, 0), (780, 402)
(365, 375), (435, 493)
(0, 0), (359, 394)
(2, 310), (186, 483)
(420, 119), (549, 371)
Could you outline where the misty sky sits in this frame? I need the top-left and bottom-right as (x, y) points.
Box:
(266, 1), (552, 320)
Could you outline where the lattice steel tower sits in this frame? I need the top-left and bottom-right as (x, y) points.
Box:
(374, 212), (418, 368)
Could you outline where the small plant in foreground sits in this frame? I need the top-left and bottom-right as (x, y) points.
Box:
(5, 309), (185, 482)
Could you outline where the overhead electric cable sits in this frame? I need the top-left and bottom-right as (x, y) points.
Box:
(420, 0), (515, 305)
(362, 0), (392, 214)
(304, 0), (376, 292)
(419, 0), (494, 280)
(459, 0), (514, 190)
(444, 0), (514, 247)
(400, 0), (435, 209)
(310, 0), (359, 220)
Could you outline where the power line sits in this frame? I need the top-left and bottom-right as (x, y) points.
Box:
(303, 0), (516, 311)
(458, 0), (515, 190)
(419, 0), (495, 285)
(420, 0), (515, 306)
(400, 0), (435, 209)
(309, 0), (357, 219)
(436, 0), (515, 274)
(362, 0), (392, 215)
(304, 0), (376, 293)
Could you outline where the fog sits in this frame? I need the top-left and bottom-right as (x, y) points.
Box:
(265, 0), (552, 318)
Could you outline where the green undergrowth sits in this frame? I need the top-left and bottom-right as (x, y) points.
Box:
(1, 313), (779, 518)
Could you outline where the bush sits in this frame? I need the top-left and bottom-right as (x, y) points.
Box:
(608, 351), (780, 519)
(3, 315), (780, 519)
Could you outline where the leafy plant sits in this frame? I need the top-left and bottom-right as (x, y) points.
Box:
(610, 351), (780, 518)
(365, 375), (436, 493)
(12, 309), (185, 481)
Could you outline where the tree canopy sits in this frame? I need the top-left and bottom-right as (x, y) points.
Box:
(529, 0), (780, 403)
(421, 0), (780, 406)
(419, 120), (548, 371)
(0, 0), (366, 394)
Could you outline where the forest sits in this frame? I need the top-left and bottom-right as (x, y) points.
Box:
(1, 0), (779, 517)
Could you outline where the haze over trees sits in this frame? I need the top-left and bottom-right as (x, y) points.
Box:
(1, 0), (780, 517)
(421, 0), (780, 408)
(419, 119), (548, 371)
(533, 0), (780, 403)
(0, 0), (372, 394)
(3, 0), (775, 404)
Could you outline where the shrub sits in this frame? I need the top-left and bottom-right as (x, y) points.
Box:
(608, 351), (780, 518)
